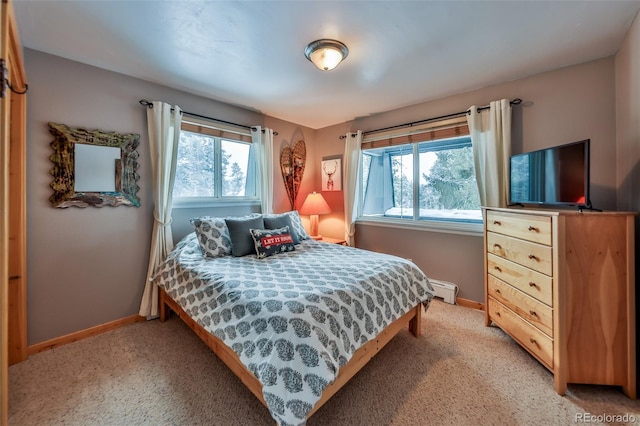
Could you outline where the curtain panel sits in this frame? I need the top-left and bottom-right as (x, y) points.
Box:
(252, 126), (274, 214)
(343, 130), (362, 246)
(139, 101), (182, 318)
(467, 99), (511, 208)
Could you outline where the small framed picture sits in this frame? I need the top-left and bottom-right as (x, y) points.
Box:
(321, 155), (342, 192)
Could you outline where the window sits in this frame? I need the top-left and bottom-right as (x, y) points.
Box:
(360, 119), (482, 229)
(173, 120), (258, 204)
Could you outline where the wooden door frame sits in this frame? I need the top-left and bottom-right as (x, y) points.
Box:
(1, 0), (27, 423)
(0, 0), (10, 420)
(6, 0), (26, 367)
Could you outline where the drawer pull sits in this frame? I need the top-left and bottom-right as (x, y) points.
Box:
(528, 254), (539, 261)
(493, 243), (502, 249)
(529, 338), (538, 345)
(528, 226), (539, 232)
(528, 282), (538, 288)
(494, 266), (502, 272)
(529, 310), (538, 317)
(493, 220), (501, 225)
(495, 311), (501, 317)
(494, 288), (501, 294)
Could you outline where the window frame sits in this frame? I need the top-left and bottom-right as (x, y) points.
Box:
(173, 119), (260, 208)
(357, 116), (483, 236)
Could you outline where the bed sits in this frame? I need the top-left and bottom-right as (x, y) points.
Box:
(152, 217), (434, 425)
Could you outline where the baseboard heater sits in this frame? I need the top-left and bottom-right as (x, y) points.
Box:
(429, 278), (459, 304)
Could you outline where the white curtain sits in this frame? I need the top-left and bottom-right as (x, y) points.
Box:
(252, 126), (274, 214)
(467, 99), (511, 208)
(139, 102), (182, 318)
(343, 130), (362, 246)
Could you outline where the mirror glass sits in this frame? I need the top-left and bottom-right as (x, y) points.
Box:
(74, 144), (120, 192)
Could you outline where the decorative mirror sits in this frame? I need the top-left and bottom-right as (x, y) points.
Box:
(48, 122), (141, 208)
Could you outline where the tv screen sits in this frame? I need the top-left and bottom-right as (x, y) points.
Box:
(509, 140), (590, 207)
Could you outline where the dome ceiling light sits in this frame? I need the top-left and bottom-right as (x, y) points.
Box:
(304, 39), (349, 71)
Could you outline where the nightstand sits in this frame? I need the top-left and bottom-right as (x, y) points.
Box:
(317, 237), (347, 245)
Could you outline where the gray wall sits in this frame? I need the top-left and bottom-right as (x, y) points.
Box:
(316, 57), (619, 303)
(24, 49), (316, 345)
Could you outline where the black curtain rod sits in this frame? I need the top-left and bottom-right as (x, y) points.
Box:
(340, 98), (522, 139)
(139, 100), (278, 135)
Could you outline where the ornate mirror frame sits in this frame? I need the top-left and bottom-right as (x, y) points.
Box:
(48, 122), (141, 208)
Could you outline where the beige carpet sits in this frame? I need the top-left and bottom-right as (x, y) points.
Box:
(9, 300), (640, 425)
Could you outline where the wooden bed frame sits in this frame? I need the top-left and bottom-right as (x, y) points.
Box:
(159, 287), (422, 421)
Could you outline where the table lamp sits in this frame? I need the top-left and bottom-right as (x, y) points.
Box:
(299, 191), (331, 240)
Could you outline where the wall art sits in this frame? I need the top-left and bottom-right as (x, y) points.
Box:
(321, 155), (342, 192)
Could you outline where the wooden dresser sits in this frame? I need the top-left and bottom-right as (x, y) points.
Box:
(483, 207), (636, 399)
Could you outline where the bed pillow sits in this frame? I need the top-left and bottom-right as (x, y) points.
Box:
(288, 210), (310, 241)
(263, 214), (300, 244)
(225, 216), (265, 257)
(263, 211), (310, 242)
(190, 216), (234, 258)
(190, 213), (261, 258)
(250, 226), (296, 259)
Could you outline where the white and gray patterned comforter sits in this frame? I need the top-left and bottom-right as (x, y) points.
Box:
(153, 233), (434, 426)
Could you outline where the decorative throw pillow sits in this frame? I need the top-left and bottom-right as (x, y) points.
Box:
(250, 226), (296, 259)
(190, 213), (261, 258)
(263, 214), (300, 244)
(225, 216), (265, 257)
(190, 216), (233, 258)
(263, 211), (310, 242)
(288, 210), (310, 240)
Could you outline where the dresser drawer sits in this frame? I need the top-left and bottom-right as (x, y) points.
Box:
(487, 232), (552, 276)
(486, 210), (552, 245)
(487, 275), (553, 336)
(487, 253), (553, 306)
(488, 297), (553, 369)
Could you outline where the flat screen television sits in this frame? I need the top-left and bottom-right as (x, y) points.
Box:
(509, 139), (590, 208)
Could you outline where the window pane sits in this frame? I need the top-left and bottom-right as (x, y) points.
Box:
(174, 131), (215, 197)
(358, 151), (371, 211)
(362, 154), (372, 193)
(418, 138), (482, 222)
(221, 139), (251, 196)
(389, 148), (413, 218)
(361, 144), (413, 218)
(362, 151), (384, 217)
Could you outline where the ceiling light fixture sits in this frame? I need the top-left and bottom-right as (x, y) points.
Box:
(304, 39), (349, 71)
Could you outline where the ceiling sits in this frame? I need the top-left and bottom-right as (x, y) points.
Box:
(13, 1), (640, 129)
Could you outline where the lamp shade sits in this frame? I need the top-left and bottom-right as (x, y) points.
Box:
(299, 192), (332, 215)
(304, 39), (349, 71)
